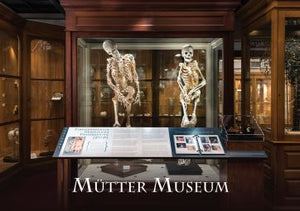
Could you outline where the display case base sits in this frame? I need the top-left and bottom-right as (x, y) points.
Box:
(39, 151), (54, 157)
(166, 162), (202, 175)
(101, 163), (147, 178)
(3, 156), (19, 163)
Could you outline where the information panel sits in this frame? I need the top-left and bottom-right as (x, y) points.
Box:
(53, 127), (173, 158)
(53, 127), (227, 158)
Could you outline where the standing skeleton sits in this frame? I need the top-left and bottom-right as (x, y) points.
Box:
(177, 44), (206, 127)
(103, 40), (140, 127)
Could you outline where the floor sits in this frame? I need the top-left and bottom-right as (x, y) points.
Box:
(0, 161), (270, 211)
(0, 162), (223, 211)
(0, 163), (58, 211)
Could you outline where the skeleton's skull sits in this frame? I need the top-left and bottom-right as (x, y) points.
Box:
(182, 44), (194, 63)
(103, 40), (118, 56)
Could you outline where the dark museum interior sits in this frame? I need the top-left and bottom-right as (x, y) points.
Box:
(0, 0), (299, 210)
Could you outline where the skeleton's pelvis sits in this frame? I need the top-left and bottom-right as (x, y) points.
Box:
(121, 86), (136, 98)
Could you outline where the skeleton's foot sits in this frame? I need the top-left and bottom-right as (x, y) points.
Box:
(113, 122), (121, 127)
(181, 116), (190, 127)
(126, 123), (131, 127)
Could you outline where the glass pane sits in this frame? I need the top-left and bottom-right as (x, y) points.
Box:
(0, 31), (18, 76)
(285, 18), (300, 134)
(31, 119), (64, 158)
(31, 39), (64, 79)
(249, 23), (272, 132)
(30, 39), (65, 159)
(0, 31), (19, 172)
(0, 123), (20, 172)
(234, 59), (242, 116)
(0, 77), (20, 123)
(77, 38), (221, 128)
(77, 38), (223, 180)
(217, 48), (223, 116)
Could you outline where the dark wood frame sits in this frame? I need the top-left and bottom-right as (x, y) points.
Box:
(238, 0), (300, 142)
(0, 3), (24, 183)
(59, 0), (241, 209)
(237, 1), (300, 210)
(21, 21), (65, 165)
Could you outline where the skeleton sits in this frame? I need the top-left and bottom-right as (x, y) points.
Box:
(103, 40), (140, 127)
(177, 44), (206, 127)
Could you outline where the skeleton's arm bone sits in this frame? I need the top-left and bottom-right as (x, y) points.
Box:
(188, 62), (206, 95)
(177, 64), (186, 94)
(106, 63), (120, 94)
(132, 59), (140, 93)
(131, 59), (141, 105)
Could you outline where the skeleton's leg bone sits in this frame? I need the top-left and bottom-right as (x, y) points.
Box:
(125, 103), (132, 127)
(123, 86), (135, 127)
(180, 94), (190, 127)
(190, 100), (198, 126)
(112, 95), (121, 127)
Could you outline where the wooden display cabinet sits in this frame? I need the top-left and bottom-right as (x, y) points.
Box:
(22, 21), (65, 162)
(0, 4), (66, 183)
(0, 4), (23, 178)
(238, 0), (300, 209)
(55, 1), (268, 211)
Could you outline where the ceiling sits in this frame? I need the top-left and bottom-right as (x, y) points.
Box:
(0, 0), (65, 25)
(0, 0), (249, 27)
(0, 0), (64, 13)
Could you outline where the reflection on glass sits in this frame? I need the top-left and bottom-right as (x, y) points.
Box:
(77, 38), (219, 128)
(76, 38), (223, 180)
(285, 18), (300, 134)
(249, 23), (272, 132)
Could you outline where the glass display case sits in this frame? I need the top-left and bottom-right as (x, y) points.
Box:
(0, 31), (20, 172)
(76, 38), (223, 178)
(29, 38), (65, 159)
(220, 115), (264, 141)
(77, 38), (222, 128)
(248, 24), (272, 133)
(238, 2), (300, 209)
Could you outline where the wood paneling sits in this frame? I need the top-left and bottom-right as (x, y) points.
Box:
(31, 119), (64, 153)
(286, 180), (300, 197)
(68, 11), (234, 32)
(30, 80), (64, 119)
(284, 169), (300, 180)
(285, 152), (300, 168)
(264, 141), (300, 209)
(0, 78), (20, 123)
(226, 160), (265, 211)
(61, 0), (241, 11)
(226, 141), (264, 151)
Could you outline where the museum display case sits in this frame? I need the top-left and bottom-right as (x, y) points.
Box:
(76, 38), (223, 179)
(242, 21), (272, 134)
(55, 1), (267, 210)
(0, 4), (23, 177)
(0, 30), (20, 173)
(221, 115), (264, 141)
(77, 38), (221, 128)
(284, 17), (300, 134)
(20, 21), (65, 163)
(29, 38), (65, 159)
(238, 0), (300, 209)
